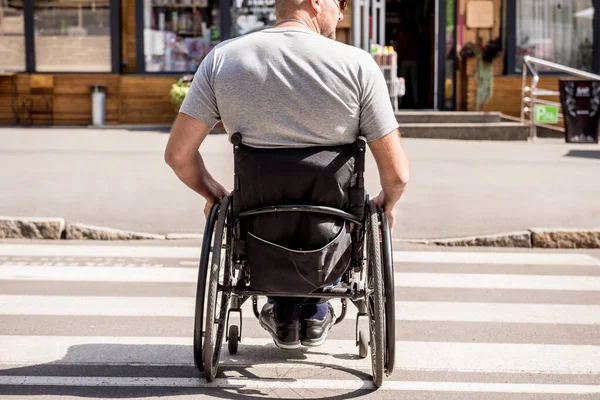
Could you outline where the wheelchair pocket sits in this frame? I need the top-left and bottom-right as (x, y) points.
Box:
(246, 223), (352, 294)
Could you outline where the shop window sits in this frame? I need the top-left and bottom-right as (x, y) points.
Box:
(516, 0), (594, 72)
(142, 0), (221, 73)
(230, 0), (276, 37)
(34, 0), (112, 72)
(0, 0), (26, 71)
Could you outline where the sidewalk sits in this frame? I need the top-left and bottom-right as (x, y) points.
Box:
(1, 126), (599, 245)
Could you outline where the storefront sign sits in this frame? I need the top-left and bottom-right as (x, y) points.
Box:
(533, 104), (558, 124)
(559, 80), (600, 143)
(466, 1), (494, 29)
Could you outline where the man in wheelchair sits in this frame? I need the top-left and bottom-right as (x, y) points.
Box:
(165, 0), (410, 352)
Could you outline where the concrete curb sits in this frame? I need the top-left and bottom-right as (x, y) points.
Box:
(530, 228), (600, 249)
(427, 231), (532, 248)
(0, 217), (65, 240)
(65, 223), (165, 241)
(1, 218), (599, 248)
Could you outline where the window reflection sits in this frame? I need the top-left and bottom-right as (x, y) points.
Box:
(516, 0), (594, 71)
(0, 0), (25, 71)
(34, 0), (111, 72)
(143, 0), (221, 73)
(231, 0), (276, 37)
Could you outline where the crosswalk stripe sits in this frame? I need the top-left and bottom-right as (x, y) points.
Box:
(0, 266), (198, 282)
(2, 295), (600, 324)
(1, 244), (598, 266)
(1, 336), (599, 374)
(3, 266), (600, 291)
(0, 376), (599, 394)
(0, 245), (202, 259)
(391, 251), (600, 266)
(397, 273), (600, 290)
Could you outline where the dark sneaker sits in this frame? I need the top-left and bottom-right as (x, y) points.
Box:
(300, 303), (336, 347)
(259, 303), (300, 350)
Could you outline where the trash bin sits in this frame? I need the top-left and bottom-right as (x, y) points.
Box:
(90, 84), (107, 126)
(559, 79), (600, 143)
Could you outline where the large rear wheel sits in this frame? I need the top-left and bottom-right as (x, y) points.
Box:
(192, 203), (220, 372)
(380, 211), (395, 376)
(366, 200), (385, 388)
(203, 196), (233, 382)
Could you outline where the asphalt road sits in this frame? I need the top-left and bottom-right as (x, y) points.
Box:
(1, 240), (599, 399)
(1, 127), (599, 239)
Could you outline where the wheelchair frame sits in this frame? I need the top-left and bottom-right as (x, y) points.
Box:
(192, 133), (396, 388)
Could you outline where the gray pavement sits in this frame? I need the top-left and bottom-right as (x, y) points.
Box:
(1, 126), (599, 239)
(1, 240), (599, 399)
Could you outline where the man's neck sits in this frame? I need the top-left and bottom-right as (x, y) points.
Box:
(274, 16), (320, 34)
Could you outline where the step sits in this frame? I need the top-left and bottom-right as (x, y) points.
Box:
(500, 115), (565, 139)
(395, 111), (503, 124)
(397, 122), (530, 141)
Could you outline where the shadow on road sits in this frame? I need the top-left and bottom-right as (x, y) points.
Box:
(564, 150), (600, 160)
(0, 343), (375, 399)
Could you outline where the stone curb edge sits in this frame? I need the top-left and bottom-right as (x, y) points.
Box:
(1, 218), (599, 249)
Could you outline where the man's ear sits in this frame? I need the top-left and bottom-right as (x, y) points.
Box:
(308, 0), (324, 14)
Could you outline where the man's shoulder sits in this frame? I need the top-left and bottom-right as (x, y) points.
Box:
(325, 41), (378, 67)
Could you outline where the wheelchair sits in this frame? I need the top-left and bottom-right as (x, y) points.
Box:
(193, 132), (395, 387)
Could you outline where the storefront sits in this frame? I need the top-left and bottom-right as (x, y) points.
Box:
(0, 0), (350, 125)
(456, 0), (600, 116)
(1, 0), (598, 125)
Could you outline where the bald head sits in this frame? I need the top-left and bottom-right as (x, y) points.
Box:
(274, 0), (341, 40)
(275, 0), (309, 19)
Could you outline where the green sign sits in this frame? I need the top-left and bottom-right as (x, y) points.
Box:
(533, 104), (559, 124)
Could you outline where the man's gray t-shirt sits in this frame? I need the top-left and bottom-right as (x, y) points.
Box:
(180, 27), (399, 148)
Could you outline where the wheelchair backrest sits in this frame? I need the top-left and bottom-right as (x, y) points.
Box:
(229, 132), (367, 293)
(231, 132), (366, 220)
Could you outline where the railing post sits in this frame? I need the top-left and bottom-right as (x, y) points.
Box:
(518, 56), (600, 143)
(520, 59), (528, 123)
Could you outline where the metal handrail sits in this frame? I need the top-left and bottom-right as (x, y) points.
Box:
(520, 56), (600, 140)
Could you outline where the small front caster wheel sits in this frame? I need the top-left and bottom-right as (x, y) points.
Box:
(358, 328), (369, 359)
(228, 325), (239, 355)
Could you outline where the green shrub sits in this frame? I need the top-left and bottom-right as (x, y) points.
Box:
(170, 75), (194, 110)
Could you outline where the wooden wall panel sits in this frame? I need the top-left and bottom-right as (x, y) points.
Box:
(0, 73), (121, 126)
(119, 76), (177, 124)
(52, 74), (120, 125)
(0, 75), (28, 124)
(53, 75), (120, 95)
(119, 76), (176, 96)
(465, 75), (563, 117)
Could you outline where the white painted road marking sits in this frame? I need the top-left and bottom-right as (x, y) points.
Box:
(396, 273), (600, 290)
(0, 376), (599, 394)
(391, 251), (600, 266)
(3, 266), (600, 291)
(0, 266), (198, 283)
(1, 337), (599, 374)
(2, 295), (600, 324)
(1, 244), (598, 266)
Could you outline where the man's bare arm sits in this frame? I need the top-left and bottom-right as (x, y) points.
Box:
(164, 113), (229, 215)
(368, 129), (410, 229)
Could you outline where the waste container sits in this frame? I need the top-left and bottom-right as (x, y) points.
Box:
(559, 79), (600, 143)
(91, 84), (107, 126)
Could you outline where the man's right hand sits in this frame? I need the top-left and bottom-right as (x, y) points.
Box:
(203, 183), (230, 220)
(371, 190), (396, 231)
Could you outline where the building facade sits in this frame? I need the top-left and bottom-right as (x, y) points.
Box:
(0, 0), (598, 125)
